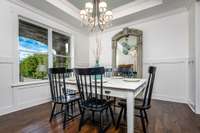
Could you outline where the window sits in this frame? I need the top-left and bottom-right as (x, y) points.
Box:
(18, 19), (71, 82)
(52, 31), (71, 68)
(19, 20), (48, 82)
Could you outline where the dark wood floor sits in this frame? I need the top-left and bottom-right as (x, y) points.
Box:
(0, 100), (199, 133)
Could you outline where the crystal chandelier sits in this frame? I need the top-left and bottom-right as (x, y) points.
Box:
(80, 0), (113, 32)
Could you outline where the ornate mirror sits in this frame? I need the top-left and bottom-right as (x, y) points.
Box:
(112, 27), (143, 78)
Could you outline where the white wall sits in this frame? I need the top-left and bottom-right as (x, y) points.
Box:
(0, 0), (198, 116)
(188, 1), (200, 115)
(0, 0), (89, 116)
(188, 2), (196, 112)
(195, 1), (200, 114)
(74, 33), (90, 67)
(89, 10), (190, 104)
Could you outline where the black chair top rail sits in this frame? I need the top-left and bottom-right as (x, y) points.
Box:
(48, 68), (73, 73)
(66, 68), (73, 73)
(74, 67), (105, 75)
(48, 67), (66, 74)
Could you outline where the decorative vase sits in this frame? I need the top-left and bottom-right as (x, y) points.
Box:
(95, 59), (100, 67)
(94, 59), (101, 80)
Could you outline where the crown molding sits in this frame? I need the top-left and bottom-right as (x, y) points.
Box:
(46, 0), (163, 22)
(6, 0), (85, 33)
(112, 0), (163, 20)
(102, 7), (188, 33)
(45, 0), (81, 21)
(184, 0), (195, 10)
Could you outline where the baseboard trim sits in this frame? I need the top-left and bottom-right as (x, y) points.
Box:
(153, 94), (188, 104)
(0, 98), (51, 116)
(195, 107), (200, 114)
(153, 94), (199, 114)
(188, 103), (195, 113)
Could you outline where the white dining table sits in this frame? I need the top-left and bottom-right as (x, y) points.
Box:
(65, 77), (146, 133)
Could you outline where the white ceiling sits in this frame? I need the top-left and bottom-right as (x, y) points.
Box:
(20, 0), (191, 31)
(67, 0), (135, 10)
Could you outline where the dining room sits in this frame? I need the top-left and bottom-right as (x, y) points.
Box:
(0, 0), (200, 133)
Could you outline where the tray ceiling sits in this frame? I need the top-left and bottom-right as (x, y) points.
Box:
(18, 0), (191, 31)
(67, 0), (135, 10)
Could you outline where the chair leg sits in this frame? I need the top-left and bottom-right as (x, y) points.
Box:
(116, 107), (124, 129)
(143, 110), (148, 124)
(60, 104), (63, 112)
(77, 100), (82, 114)
(49, 103), (56, 122)
(106, 108), (109, 121)
(79, 110), (85, 131)
(123, 107), (127, 120)
(99, 111), (104, 133)
(113, 97), (116, 112)
(73, 102), (76, 113)
(63, 104), (69, 129)
(109, 106), (115, 126)
(71, 102), (73, 115)
(92, 111), (95, 123)
(140, 110), (146, 133)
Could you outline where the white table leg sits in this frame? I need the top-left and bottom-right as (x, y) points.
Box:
(127, 92), (134, 133)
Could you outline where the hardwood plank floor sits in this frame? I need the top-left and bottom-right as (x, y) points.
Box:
(0, 100), (199, 133)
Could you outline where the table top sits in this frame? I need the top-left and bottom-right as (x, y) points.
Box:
(65, 77), (146, 92)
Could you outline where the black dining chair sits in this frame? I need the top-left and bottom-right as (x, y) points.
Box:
(48, 68), (81, 129)
(74, 67), (115, 133)
(116, 66), (156, 133)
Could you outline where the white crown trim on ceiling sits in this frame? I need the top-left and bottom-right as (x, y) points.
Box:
(112, 0), (163, 19)
(45, 0), (163, 21)
(45, 0), (81, 21)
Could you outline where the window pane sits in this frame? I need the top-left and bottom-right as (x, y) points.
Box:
(20, 53), (48, 82)
(52, 31), (70, 56)
(53, 56), (71, 68)
(19, 20), (48, 82)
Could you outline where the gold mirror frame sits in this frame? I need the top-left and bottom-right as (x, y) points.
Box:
(112, 27), (143, 78)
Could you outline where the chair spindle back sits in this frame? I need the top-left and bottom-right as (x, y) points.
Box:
(48, 68), (67, 102)
(74, 67), (105, 103)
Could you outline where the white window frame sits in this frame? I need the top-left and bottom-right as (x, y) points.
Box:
(51, 29), (72, 68)
(17, 17), (74, 83)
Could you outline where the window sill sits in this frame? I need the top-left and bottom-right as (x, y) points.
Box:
(12, 80), (49, 88)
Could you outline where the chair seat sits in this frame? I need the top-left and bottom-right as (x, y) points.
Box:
(53, 95), (80, 104)
(118, 98), (150, 110)
(62, 88), (79, 95)
(81, 98), (112, 111)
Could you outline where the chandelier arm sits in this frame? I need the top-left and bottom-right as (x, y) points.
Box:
(98, 0), (104, 31)
(80, 0), (112, 32)
(98, 21), (104, 31)
(92, 0), (98, 31)
(97, 16), (104, 31)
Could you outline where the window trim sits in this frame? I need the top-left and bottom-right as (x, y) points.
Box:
(52, 30), (71, 65)
(16, 17), (74, 84)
